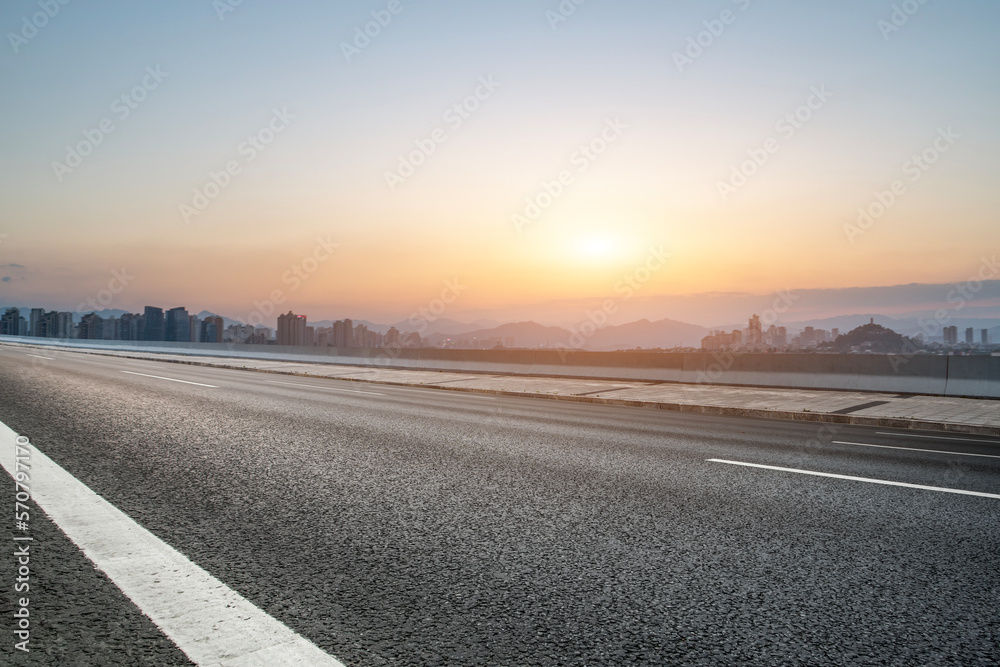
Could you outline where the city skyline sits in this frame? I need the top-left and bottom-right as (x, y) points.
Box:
(2, 298), (995, 353)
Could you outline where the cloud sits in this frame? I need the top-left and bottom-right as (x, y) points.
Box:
(1, 277), (10, 282)
(0, 263), (24, 269)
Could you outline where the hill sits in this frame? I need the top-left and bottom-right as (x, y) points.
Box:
(825, 322), (918, 354)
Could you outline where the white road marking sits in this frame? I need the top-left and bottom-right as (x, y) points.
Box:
(0, 421), (345, 666)
(267, 380), (384, 395)
(707, 459), (1000, 499)
(385, 385), (497, 399)
(121, 371), (217, 388)
(26, 354), (56, 360)
(834, 440), (1000, 460)
(875, 431), (1000, 445)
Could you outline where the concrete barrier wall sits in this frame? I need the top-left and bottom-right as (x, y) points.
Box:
(2, 336), (996, 398)
(945, 355), (1000, 399)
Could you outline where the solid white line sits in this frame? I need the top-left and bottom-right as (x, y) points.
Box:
(707, 459), (1000, 499)
(875, 431), (1000, 445)
(121, 371), (217, 388)
(267, 380), (384, 395)
(834, 440), (1000, 460)
(0, 421), (345, 666)
(26, 354), (56, 360)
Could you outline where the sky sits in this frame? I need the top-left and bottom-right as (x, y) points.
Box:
(1, 0), (998, 327)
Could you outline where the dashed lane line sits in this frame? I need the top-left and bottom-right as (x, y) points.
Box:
(121, 371), (218, 388)
(707, 458), (1000, 499)
(266, 380), (384, 395)
(833, 440), (1000, 460)
(875, 431), (1000, 445)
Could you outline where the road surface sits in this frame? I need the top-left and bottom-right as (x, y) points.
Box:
(1, 346), (998, 665)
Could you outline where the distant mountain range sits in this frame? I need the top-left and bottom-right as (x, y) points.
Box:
(460, 279), (1000, 334)
(426, 318), (711, 349)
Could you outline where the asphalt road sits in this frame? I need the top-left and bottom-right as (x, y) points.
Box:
(1, 345), (998, 666)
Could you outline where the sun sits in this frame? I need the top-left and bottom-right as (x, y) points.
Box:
(575, 235), (621, 262)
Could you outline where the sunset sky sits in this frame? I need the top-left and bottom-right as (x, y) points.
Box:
(2, 1), (998, 326)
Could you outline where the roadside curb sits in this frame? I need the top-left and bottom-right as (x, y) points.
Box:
(7, 342), (1000, 438)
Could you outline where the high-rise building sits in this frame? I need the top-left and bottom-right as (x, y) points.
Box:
(701, 329), (744, 351)
(983, 329), (990, 346)
(385, 327), (401, 348)
(801, 326), (817, 346)
(35, 310), (54, 338)
(277, 311), (308, 346)
(29, 308), (44, 336)
(0, 308), (20, 336)
(965, 327), (974, 345)
(165, 307), (191, 342)
(315, 327), (334, 347)
(57, 311), (75, 338)
(764, 324), (788, 347)
(78, 313), (104, 339)
(34, 310), (74, 339)
(189, 315), (200, 343)
(143, 306), (165, 341)
(201, 316), (223, 343)
(333, 319), (354, 347)
(103, 316), (118, 340)
(116, 313), (142, 341)
(355, 323), (369, 348)
(747, 314), (762, 347)
(943, 326), (958, 345)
